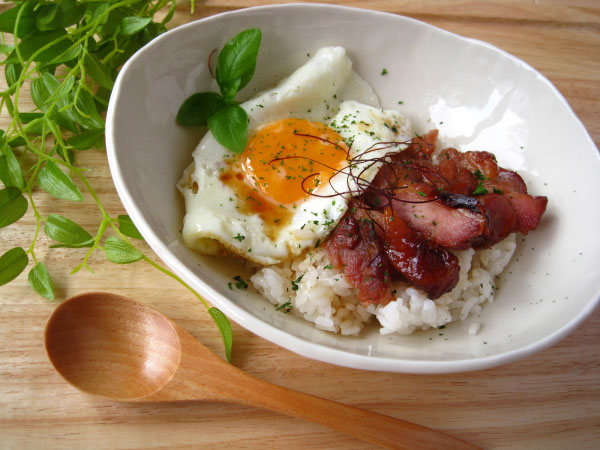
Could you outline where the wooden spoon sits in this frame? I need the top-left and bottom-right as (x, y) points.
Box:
(44, 292), (478, 449)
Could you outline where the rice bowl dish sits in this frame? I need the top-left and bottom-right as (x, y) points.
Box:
(106, 4), (600, 373)
(177, 42), (545, 339)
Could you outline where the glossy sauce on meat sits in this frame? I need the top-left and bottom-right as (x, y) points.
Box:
(324, 130), (548, 306)
(326, 209), (395, 305)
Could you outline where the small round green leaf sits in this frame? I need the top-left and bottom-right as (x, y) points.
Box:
(84, 53), (114, 90)
(118, 215), (143, 240)
(30, 73), (78, 133)
(104, 237), (143, 264)
(208, 307), (233, 363)
(84, 2), (109, 26)
(0, 187), (28, 228)
(207, 104), (248, 154)
(36, 4), (64, 31)
(0, 44), (15, 54)
(44, 214), (93, 247)
(121, 16), (152, 35)
(1, 146), (26, 189)
(57, 0), (85, 28)
(0, 247), (28, 286)
(0, 3), (37, 38)
(0, 156), (9, 186)
(5, 62), (23, 89)
(38, 161), (83, 201)
(71, 89), (104, 130)
(7, 30), (73, 63)
(28, 262), (54, 301)
(66, 129), (105, 150)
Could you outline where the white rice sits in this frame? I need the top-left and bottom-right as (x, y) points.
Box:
(250, 233), (517, 336)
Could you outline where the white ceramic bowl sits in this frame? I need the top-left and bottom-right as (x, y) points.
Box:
(106, 3), (600, 373)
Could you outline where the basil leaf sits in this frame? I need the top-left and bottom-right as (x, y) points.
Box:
(118, 215), (143, 240)
(218, 78), (241, 104)
(0, 247), (28, 286)
(208, 307), (233, 363)
(1, 146), (26, 189)
(216, 28), (261, 101)
(84, 53), (114, 90)
(104, 237), (143, 264)
(66, 129), (105, 150)
(38, 161), (83, 201)
(121, 16), (152, 35)
(44, 214), (93, 247)
(28, 262), (54, 301)
(0, 187), (28, 228)
(0, 3), (37, 38)
(208, 104), (248, 154)
(176, 92), (226, 127)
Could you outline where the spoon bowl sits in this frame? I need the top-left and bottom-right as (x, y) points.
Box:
(45, 293), (181, 400)
(45, 293), (478, 449)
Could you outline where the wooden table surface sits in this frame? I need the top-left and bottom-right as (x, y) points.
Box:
(1, 1), (599, 448)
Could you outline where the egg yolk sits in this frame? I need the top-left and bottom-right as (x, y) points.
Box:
(242, 118), (349, 205)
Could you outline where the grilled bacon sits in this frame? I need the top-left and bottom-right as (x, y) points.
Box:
(324, 130), (548, 306)
(325, 204), (460, 303)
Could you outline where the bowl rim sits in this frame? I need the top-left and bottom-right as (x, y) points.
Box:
(106, 2), (600, 373)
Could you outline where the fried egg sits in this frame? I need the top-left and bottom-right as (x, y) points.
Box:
(178, 47), (413, 265)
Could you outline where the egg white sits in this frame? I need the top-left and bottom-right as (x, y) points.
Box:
(178, 47), (413, 265)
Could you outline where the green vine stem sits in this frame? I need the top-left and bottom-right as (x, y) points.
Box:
(0, 0), (234, 362)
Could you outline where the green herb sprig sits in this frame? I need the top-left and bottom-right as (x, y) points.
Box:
(0, 0), (233, 363)
(176, 28), (261, 154)
(472, 182), (489, 196)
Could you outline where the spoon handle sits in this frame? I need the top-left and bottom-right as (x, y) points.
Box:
(225, 372), (478, 450)
(154, 324), (478, 449)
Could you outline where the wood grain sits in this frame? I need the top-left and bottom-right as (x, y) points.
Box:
(45, 293), (478, 449)
(1, 1), (599, 449)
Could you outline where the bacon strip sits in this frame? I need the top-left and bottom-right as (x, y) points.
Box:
(371, 133), (547, 248)
(324, 130), (547, 306)
(326, 209), (395, 305)
(378, 209), (460, 299)
(325, 204), (460, 304)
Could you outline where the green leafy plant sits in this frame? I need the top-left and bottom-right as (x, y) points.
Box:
(0, 0), (233, 362)
(176, 28), (261, 153)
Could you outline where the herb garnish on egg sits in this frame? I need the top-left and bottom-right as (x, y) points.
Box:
(177, 28), (262, 153)
(177, 35), (413, 269)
